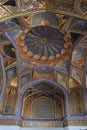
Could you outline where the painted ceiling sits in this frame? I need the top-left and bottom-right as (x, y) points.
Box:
(0, 0), (86, 90)
(0, 0), (87, 124)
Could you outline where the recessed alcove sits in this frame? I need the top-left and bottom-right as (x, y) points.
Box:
(21, 82), (65, 120)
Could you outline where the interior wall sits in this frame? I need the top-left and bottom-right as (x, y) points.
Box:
(68, 126), (87, 130)
(21, 128), (64, 130)
(0, 126), (87, 130)
(70, 88), (85, 115)
(0, 126), (20, 130)
(0, 127), (64, 130)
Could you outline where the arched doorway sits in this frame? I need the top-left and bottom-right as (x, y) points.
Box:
(21, 82), (65, 119)
(16, 79), (70, 119)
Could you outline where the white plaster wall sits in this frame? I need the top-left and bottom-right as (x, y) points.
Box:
(68, 126), (87, 130)
(21, 127), (87, 130)
(0, 126), (20, 130)
(64, 127), (69, 130)
(0, 127), (64, 130)
(21, 128), (64, 130)
(0, 126), (87, 130)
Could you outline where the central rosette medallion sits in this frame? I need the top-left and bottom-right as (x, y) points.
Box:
(24, 26), (65, 57)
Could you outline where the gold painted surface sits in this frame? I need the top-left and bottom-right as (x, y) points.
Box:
(0, 0), (87, 22)
(0, 6), (10, 19)
(10, 77), (18, 87)
(16, 29), (72, 66)
(0, 0), (87, 126)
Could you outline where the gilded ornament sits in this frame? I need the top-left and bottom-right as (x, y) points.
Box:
(61, 49), (67, 54)
(41, 19), (50, 25)
(33, 55), (40, 60)
(24, 30), (28, 33)
(20, 41), (25, 47)
(24, 0), (29, 3)
(64, 42), (70, 48)
(49, 55), (55, 60)
(64, 35), (69, 42)
(20, 35), (25, 40)
(27, 51), (33, 57)
(56, 53), (61, 58)
(41, 56), (48, 61)
(22, 47), (27, 53)
(11, 48), (16, 53)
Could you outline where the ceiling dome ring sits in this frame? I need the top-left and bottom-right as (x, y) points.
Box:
(17, 26), (72, 65)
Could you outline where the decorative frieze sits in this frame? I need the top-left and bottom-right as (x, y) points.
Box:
(0, 117), (87, 127)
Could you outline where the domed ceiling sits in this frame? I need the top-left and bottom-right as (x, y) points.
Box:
(24, 26), (64, 56)
(32, 12), (58, 27)
(0, 0), (86, 92)
(0, 0), (87, 127)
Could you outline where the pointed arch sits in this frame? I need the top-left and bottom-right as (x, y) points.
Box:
(16, 78), (71, 118)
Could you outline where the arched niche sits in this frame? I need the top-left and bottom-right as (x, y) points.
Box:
(69, 78), (86, 115)
(2, 85), (18, 114)
(70, 87), (86, 115)
(16, 78), (71, 118)
(21, 83), (65, 119)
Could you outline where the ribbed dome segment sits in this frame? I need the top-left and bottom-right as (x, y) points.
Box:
(24, 26), (64, 57)
(32, 12), (58, 27)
